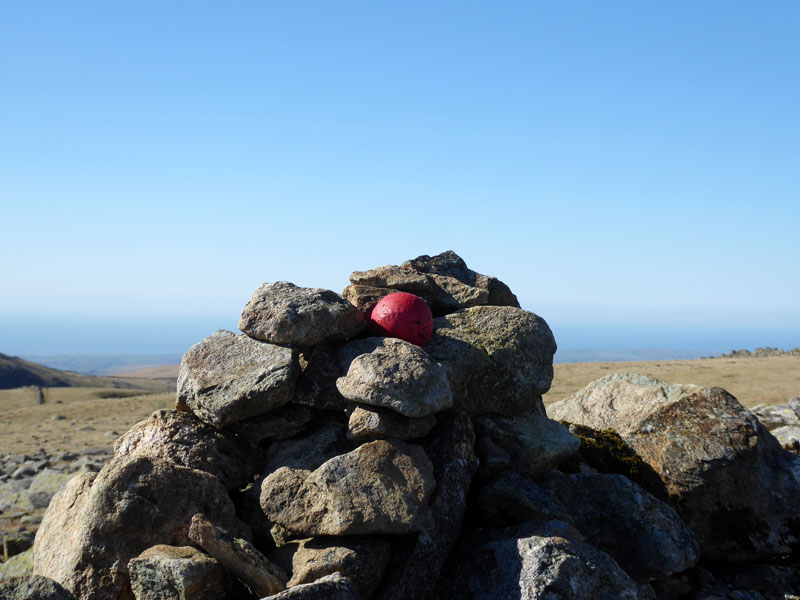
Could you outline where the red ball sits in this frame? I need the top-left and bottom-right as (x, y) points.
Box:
(369, 292), (434, 346)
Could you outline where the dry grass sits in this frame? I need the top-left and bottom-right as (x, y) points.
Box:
(545, 356), (800, 408)
(0, 388), (173, 456)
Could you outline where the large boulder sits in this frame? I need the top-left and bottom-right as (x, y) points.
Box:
(239, 281), (366, 346)
(473, 412), (579, 479)
(261, 439), (436, 536)
(444, 522), (649, 600)
(336, 338), (453, 418)
(547, 372), (800, 562)
(177, 330), (300, 428)
(114, 409), (257, 489)
(426, 306), (555, 416)
(127, 545), (229, 600)
(33, 456), (248, 600)
(292, 342), (348, 411)
(540, 471), (699, 581)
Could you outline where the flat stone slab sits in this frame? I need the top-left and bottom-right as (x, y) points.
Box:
(239, 281), (366, 346)
(177, 330), (300, 428)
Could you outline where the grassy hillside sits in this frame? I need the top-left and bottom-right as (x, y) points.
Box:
(0, 352), (175, 392)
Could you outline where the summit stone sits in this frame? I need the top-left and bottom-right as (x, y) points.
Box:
(239, 281), (366, 346)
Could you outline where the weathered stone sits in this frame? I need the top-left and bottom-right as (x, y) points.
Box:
(445, 522), (649, 600)
(547, 372), (800, 562)
(225, 404), (317, 447)
(0, 548), (34, 579)
(771, 424), (800, 453)
(347, 404), (436, 442)
(402, 250), (520, 308)
(261, 439), (435, 536)
(473, 412), (579, 478)
(348, 251), (520, 317)
(474, 434), (513, 481)
(376, 410), (478, 600)
(477, 471), (571, 528)
(292, 343), (348, 411)
(188, 513), (287, 598)
(285, 537), (391, 598)
(127, 545), (228, 600)
(262, 573), (360, 600)
(24, 468), (75, 509)
(33, 456), (248, 600)
(177, 330), (300, 428)
(349, 265), (487, 317)
(426, 306), (555, 416)
(336, 338), (453, 418)
(0, 575), (76, 599)
(341, 285), (396, 319)
(749, 403), (800, 430)
(114, 409), (257, 489)
(239, 281), (366, 346)
(541, 471), (699, 581)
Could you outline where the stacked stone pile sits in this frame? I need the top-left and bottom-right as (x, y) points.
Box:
(4, 250), (799, 599)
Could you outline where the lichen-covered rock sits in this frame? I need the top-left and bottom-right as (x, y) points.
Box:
(771, 424), (800, 452)
(445, 522), (649, 600)
(336, 338), (453, 418)
(262, 573), (360, 600)
(547, 372), (800, 562)
(0, 548), (34, 579)
(0, 575), (76, 600)
(33, 456), (248, 600)
(261, 439), (435, 536)
(473, 412), (579, 479)
(376, 410), (478, 600)
(25, 469), (76, 509)
(541, 471), (699, 581)
(177, 330), (300, 428)
(347, 404), (436, 442)
(239, 282), (366, 346)
(426, 306), (555, 416)
(283, 537), (391, 598)
(188, 513), (287, 598)
(115, 409), (257, 489)
(127, 545), (229, 600)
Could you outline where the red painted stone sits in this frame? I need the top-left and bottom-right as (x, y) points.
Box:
(369, 292), (434, 347)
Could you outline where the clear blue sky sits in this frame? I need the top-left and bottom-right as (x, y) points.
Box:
(2, 1), (799, 357)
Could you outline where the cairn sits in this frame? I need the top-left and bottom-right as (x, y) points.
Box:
(12, 250), (800, 599)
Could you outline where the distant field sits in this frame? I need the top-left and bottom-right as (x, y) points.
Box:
(116, 364), (180, 379)
(545, 355), (800, 407)
(0, 387), (173, 456)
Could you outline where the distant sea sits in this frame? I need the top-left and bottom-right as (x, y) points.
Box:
(2, 312), (798, 375)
